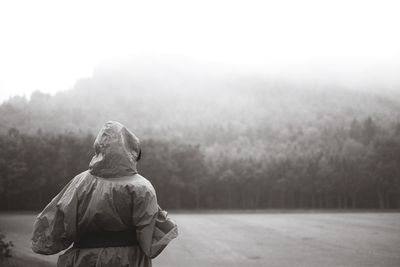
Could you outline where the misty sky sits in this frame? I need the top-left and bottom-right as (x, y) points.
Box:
(0, 0), (399, 102)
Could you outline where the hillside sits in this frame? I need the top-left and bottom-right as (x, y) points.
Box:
(1, 62), (400, 149)
(1, 62), (400, 210)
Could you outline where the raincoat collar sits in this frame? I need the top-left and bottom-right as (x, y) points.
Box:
(89, 121), (140, 178)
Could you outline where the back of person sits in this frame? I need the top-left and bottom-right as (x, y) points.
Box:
(76, 173), (150, 233)
(32, 121), (178, 267)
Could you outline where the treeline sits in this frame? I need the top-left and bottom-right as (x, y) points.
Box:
(1, 117), (400, 210)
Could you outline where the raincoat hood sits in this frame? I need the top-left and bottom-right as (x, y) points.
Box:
(89, 121), (141, 178)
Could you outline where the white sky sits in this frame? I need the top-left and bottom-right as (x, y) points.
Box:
(0, 0), (400, 102)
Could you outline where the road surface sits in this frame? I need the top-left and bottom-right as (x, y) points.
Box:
(0, 212), (399, 267)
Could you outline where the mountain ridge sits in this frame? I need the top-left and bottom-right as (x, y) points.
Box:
(1, 63), (400, 149)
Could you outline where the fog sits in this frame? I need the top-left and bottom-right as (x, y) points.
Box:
(1, 0), (400, 102)
(2, 2), (400, 267)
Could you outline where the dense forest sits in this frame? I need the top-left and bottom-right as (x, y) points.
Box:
(0, 63), (400, 210)
(0, 117), (399, 210)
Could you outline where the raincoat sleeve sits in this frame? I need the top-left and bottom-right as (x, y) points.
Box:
(31, 176), (79, 255)
(133, 184), (178, 259)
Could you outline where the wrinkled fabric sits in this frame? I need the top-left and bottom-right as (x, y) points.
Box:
(32, 121), (178, 267)
(89, 121), (141, 178)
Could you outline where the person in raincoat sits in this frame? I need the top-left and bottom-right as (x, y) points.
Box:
(31, 121), (178, 267)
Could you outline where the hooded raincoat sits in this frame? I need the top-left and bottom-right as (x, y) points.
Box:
(31, 121), (178, 267)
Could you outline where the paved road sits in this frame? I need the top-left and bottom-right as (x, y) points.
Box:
(1, 212), (399, 267)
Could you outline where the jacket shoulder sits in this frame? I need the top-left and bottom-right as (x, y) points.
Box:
(129, 174), (156, 197)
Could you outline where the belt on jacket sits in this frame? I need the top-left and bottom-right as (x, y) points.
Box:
(73, 229), (138, 249)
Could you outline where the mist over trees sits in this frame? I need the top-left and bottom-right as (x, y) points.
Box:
(0, 63), (400, 210)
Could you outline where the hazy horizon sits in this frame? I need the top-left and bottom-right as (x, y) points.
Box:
(2, 56), (400, 103)
(1, 0), (400, 102)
